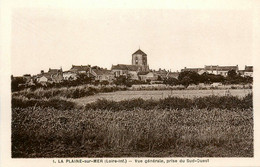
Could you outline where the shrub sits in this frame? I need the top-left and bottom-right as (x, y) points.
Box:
(84, 94), (253, 111)
(12, 85), (126, 99)
(12, 96), (75, 110)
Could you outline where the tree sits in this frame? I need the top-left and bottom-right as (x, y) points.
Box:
(178, 71), (200, 86)
(164, 77), (179, 86)
(157, 75), (163, 81)
(76, 73), (93, 85)
(227, 70), (237, 79)
(113, 75), (129, 86)
(180, 76), (192, 88)
(11, 76), (26, 92)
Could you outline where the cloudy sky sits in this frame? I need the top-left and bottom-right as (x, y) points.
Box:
(11, 8), (253, 76)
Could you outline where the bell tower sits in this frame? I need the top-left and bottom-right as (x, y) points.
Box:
(132, 49), (147, 66)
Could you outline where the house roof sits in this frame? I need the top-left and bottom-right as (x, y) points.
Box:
(111, 64), (128, 70)
(204, 65), (219, 70)
(111, 64), (140, 71)
(166, 72), (179, 78)
(205, 65), (238, 71)
(217, 66), (238, 71)
(138, 71), (150, 75)
(181, 68), (204, 72)
(92, 69), (113, 76)
(69, 65), (90, 72)
(132, 49), (147, 55)
(48, 68), (62, 74)
(40, 73), (52, 80)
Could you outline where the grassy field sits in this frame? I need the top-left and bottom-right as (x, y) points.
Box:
(12, 107), (253, 157)
(12, 94), (253, 158)
(73, 89), (252, 105)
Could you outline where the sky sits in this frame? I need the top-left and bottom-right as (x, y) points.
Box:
(11, 8), (253, 76)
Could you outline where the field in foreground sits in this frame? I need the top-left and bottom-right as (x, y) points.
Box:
(73, 89), (252, 105)
(12, 95), (253, 157)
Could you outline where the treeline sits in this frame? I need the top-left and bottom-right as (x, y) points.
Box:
(164, 70), (253, 87)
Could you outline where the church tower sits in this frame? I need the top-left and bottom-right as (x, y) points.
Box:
(132, 49), (148, 66)
(132, 49), (149, 71)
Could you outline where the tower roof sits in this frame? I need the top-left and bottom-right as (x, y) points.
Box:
(132, 49), (147, 55)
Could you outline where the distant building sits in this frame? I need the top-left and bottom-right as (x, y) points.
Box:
(181, 65), (239, 77)
(111, 49), (150, 77)
(204, 65), (238, 77)
(69, 65), (91, 73)
(244, 66), (253, 77)
(36, 68), (63, 84)
(23, 74), (31, 82)
(63, 71), (78, 80)
(88, 66), (114, 82)
(239, 65), (253, 77)
(138, 71), (156, 82)
(181, 67), (205, 73)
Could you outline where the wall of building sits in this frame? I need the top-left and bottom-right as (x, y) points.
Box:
(132, 54), (147, 66)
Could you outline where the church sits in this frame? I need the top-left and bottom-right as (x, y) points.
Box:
(111, 49), (150, 77)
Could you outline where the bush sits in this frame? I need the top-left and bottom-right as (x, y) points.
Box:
(84, 94), (253, 111)
(12, 96), (75, 110)
(12, 85), (126, 99)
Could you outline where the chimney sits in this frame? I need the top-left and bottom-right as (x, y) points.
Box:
(41, 70), (44, 74)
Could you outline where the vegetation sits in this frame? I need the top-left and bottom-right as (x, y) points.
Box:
(174, 70), (253, 87)
(12, 69), (253, 92)
(84, 94), (252, 111)
(12, 106), (253, 157)
(12, 85), (127, 99)
(11, 81), (254, 158)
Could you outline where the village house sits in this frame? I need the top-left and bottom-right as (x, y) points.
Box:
(239, 65), (253, 77)
(22, 74), (36, 86)
(153, 69), (168, 80)
(36, 71), (51, 85)
(181, 65), (240, 77)
(138, 71), (157, 82)
(63, 65), (92, 81)
(63, 71), (77, 80)
(23, 74), (31, 82)
(204, 65), (239, 77)
(69, 65), (91, 74)
(88, 66), (115, 83)
(48, 68), (63, 83)
(244, 66), (253, 77)
(36, 68), (63, 84)
(181, 67), (205, 74)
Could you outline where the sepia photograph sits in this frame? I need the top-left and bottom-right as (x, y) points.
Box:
(1, 0), (260, 166)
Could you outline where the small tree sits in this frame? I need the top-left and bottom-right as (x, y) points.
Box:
(180, 76), (192, 88)
(164, 77), (179, 86)
(157, 75), (163, 81)
(11, 76), (26, 92)
(178, 71), (200, 86)
(227, 70), (237, 79)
